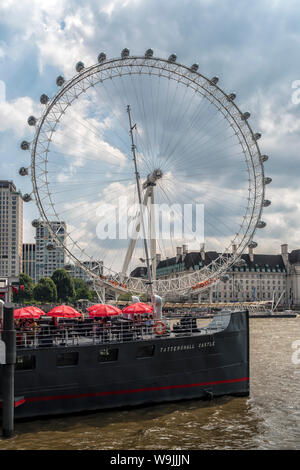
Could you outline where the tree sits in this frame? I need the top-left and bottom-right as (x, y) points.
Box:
(12, 273), (34, 303)
(33, 277), (57, 303)
(118, 292), (132, 301)
(73, 278), (92, 301)
(51, 269), (75, 302)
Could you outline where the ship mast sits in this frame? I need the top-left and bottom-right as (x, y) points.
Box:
(126, 105), (153, 295)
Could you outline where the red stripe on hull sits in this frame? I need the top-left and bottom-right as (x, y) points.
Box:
(25, 377), (249, 403)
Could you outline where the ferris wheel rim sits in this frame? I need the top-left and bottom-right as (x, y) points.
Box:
(27, 54), (266, 295)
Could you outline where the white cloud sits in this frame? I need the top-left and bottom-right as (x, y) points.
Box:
(0, 96), (39, 137)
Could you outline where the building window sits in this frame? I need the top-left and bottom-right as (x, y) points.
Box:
(136, 345), (155, 359)
(56, 352), (79, 367)
(98, 348), (118, 362)
(15, 355), (36, 371)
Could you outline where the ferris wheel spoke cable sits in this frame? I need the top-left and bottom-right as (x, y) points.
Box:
(162, 174), (248, 201)
(160, 80), (183, 166)
(165, 110), (230, 169)
(162, 83), (206, 168)
(87, 86), (132, 151)
(45, 147), (132, 170)
(55, 85), (132, 161)
(163, 122), (235, 173)
(167, 118), (239, 172)
(175, 149), (246, 174)
(155, 185), (177, 256)
(136, 75), (157, 166)
(53, 126), (129, 166)
(53, 185), (133, 217)
(162, 179), (247, 216)
(128, 77), (155, 169)
(171, 139), (243, 176)
(148, 72), (160, 169)
(159, 178), (243, 239)
(48, 178), (134, 195)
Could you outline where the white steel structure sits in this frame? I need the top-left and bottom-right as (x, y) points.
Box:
(19, 49), (271, 296)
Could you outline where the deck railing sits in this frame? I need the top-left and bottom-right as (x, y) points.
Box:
(13, 315), (211, 350)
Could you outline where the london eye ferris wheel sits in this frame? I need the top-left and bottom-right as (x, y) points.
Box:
(19, 48), (271, 298)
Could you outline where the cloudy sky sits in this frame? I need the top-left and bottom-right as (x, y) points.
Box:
(1, 0), (300, 272)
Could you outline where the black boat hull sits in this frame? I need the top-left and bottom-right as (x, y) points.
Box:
(0, 310), (249, 419)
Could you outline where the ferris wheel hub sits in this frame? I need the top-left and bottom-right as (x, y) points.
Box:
(142, 169), (163, 189)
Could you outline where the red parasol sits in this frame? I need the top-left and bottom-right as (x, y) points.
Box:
(46, 305), (82, 318)
(14, 307), (42, 319)
(87, 304), (122, 318)
(122, 302), (153, 315)
(25, 306), (46, 316)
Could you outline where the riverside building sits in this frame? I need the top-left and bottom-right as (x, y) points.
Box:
(35, 221), (66, 281)
(0, 180), (23, 277)
(131, 244), (300, 308)
(22, 243), (36, 280)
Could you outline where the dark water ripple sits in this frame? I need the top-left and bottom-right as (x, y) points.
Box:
(0, 318), (299, 450)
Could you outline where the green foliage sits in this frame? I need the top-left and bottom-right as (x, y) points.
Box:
(118, 292), (132, 301)
(33, 277), (57, 302)
(72, 277), (93, 301)
(12, 273), (34, 303)
(51, 269), (75, 301)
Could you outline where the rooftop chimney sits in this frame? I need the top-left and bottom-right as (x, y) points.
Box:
(200, 243), (205, 261)
(176, 246), (182, 262)
(281, 244), (289, 267)
(248, 245), (254, 263)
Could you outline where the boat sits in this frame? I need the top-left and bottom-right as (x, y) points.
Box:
(0, 307), (249, 420)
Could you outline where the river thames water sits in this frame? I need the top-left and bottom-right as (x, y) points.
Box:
(0, 318), (299, 450)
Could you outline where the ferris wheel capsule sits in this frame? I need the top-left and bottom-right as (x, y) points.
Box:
(168, 54), (177, 63)
(121, 48), (130, 59)
(76, 61), (84, 72)
(260, 154), (269, 162)
(22, 193), (32, 202)
(190, 63), (199, 72)
(220, 273), (230, 282)
(241, 112), (250, 121)
(254, 133), (262, 140)
(27, 116), (37, 126)
(31, 219), (40, 228)
(210, 76), (219, 85)
(40, 94), (49, 105)
(248, 241), (258, 248)
(20, 140), (30, 150)
(64, 264), (72, 270)
(263, 200), (271, 207)
(264, 177), (272, 185)
(145, 49), (153, 58)
(227, 93), (236, 101)
(56, 75), (65, 87)
(46, 242), (55, 251)
(97, 52), (106, 63)
(257, 220), (266, 229)
(19, 167), (28, 176)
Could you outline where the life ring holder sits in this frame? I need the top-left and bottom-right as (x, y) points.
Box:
(154, 321), (165, 336)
